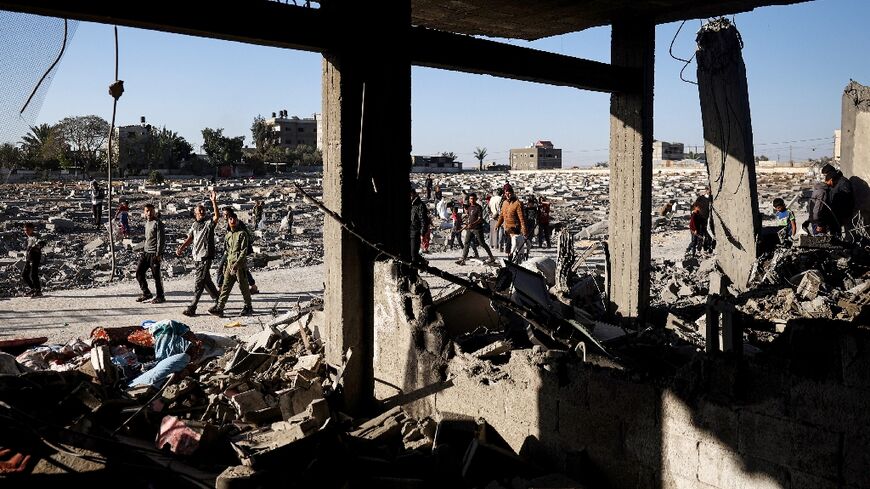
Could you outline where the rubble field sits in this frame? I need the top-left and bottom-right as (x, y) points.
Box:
(3, 167), (867, 488)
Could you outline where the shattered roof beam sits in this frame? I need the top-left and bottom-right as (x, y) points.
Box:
(411, 28), (641, 93)
(1, 0), (639, 94)
(411, 0), (812, 40)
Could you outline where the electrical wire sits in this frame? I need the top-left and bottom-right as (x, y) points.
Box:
(668, 20), (698, 86)
(20, 19), (68, 114)
(107, 26), (120, 281)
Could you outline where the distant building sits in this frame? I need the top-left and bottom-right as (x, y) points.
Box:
(509, 140), (562, 170)
(265, 110), (318, 149)
(652, 140), (685, 163)
(410, 155), (462, 173)
(115, 117), (152, 174)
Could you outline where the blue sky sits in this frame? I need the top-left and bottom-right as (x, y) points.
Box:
(3, 0), (868, 167)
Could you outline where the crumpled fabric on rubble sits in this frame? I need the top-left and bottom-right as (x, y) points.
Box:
(15, 338), (91, 371)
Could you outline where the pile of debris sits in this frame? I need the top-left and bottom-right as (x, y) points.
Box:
(0, 177), (325, 298)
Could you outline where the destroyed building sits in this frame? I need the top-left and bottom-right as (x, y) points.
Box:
(1, 1), (870, 489)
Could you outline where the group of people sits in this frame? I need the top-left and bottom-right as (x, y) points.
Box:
(684, 163), (858, 257)
(139, 189), (260, 317)
(411, 177), (554, 265)
(21, 185), (268, 318)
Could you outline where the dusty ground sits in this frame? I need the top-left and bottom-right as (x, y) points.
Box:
(0, 244), (539, 345)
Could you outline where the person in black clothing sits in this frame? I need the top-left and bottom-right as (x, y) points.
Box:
(409, 185), (429, 263)
(136, 203), (166, 303)
(821, 164), (855, 237)
(216, 206), (259, 294)
(425, 174), (433, 200)
(22, 222), (44, 297)
(90, 180), (105, 226)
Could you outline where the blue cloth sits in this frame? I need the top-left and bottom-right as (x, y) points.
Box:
(150, 319), (193, 360)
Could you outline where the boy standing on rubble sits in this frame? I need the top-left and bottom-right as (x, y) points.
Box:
(22, 222), (44, 297)
(136, 203), (166, 304)
(176, 190), (221, 317)
(686, 202), (709, 256)
(210, 209), (254, 317)
(773, 198), (797, 241)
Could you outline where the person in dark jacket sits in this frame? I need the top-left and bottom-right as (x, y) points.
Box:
(22, 222), (44, 297)
(821, 164), (855, 237)
(410, 185), (429, 263)
(456, 193), (496, 265)
(802, 182), (830, 235)
(136, 203), (166, 303)
(90, 180), (105, 226)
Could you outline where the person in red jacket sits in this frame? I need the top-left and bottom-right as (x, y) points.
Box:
(686, 203), (709, 256)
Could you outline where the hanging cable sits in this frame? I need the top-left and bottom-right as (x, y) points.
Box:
(20, 19), (69, 114)
(107, 26), (124, 282)
(668, 20), (698, 86)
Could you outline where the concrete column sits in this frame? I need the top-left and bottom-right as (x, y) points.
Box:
(321, 1), (411, 414)
(840, 80), (870, 222)
(607, 20), (654, 321)
(696, 18), (761, 291)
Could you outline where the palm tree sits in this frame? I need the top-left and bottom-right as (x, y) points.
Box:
(473, 146), (488, 171)
(21, 124), (60, 170)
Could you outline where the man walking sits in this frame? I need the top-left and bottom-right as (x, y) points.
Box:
(22, 222), (44, 297)
(176, 190), (220, 316)
(425, 174), (433, 201)
(456, 193), (496, 265)
(136, 203), (166, 304)
(488, 188), (503, 249)
(210, 209), (254, 317)
(217, 206), (259, 294)
(410, 185), (429, 263)
(90, 180), (105, 226)
(496, 184), (527, 257)
(252, 199), (264, 229)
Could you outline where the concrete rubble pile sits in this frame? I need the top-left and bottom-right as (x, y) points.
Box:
(0, 176), (325, 298)
(0, 296), (585, 488)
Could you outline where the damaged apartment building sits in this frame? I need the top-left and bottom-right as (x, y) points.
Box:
(1, 1), (870, 489)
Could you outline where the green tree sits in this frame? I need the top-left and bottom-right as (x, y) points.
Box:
(440, 151), (457, 161)
(0, 143), (24, 170)
(55, 115), (110, 175)
(201, 128), (244, 168)
(148, 126), (193, 169)
(21, 123), (63, 170)
(251, 115), (278, 155)
(473, 147), (487, 171)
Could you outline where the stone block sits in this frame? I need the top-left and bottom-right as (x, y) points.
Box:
(789, 380), (870, 433)
(842, 332), (870, 390)
(739, 410), (841, 479)
(844, 432), (870, 489)
(698, 441), (788, 489)
(796, 234), (841, 249)
(661, 432), (698, 481)
(790, 469), (840, 489)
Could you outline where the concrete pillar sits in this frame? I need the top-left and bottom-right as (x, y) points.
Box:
(696, 18), (760, 291)
(321, 1), (411, 414)
(840, 80), (870, 221)
(607, 20), (654, 321)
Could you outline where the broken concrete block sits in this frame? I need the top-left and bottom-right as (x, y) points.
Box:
(796, 234), (841, 249)
(231, 389), (268, 418)
(294, 353), (321, 372)
(156, 415), (218, 456)
(278, 377), (324, 420)
(83, 237), (104, 253)
(796, 270), (824, 301)
(472, 340), (513, 359)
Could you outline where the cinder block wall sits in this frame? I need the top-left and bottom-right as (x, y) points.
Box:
(372, 263), (870, 488)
